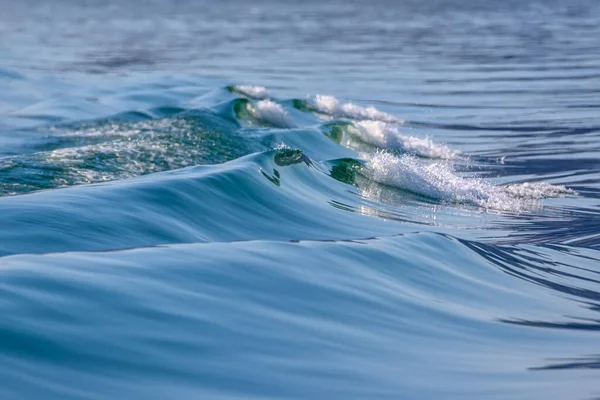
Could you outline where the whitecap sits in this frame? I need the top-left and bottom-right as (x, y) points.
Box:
(231, 85), (270, 100)
(247, 99), (293, 128)
(312, 95), (403, 123)
(363, 152), (574, 212)
(349, 120), (458, 159)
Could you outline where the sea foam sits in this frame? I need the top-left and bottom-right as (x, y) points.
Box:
(231, 85), (270, 100)
(248, 99), (293, 128)
(364, 152), (574, 211)
(349, 121), (458, 159)
(312, 95), (403, 123)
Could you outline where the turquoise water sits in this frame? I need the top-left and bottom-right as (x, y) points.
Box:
(1, 0), (600, 398)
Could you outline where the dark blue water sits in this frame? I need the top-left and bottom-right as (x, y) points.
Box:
(1, 0), (600, 398)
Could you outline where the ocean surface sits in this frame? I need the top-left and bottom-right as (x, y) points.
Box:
(1, 0), (600, 398)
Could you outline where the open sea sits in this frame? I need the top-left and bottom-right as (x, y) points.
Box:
(1, 0), (600, 398)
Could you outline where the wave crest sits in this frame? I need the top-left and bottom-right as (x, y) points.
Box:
(229, 85), (270, 100)
(350, 121), (458, 159)
(364, 152), (574, 211)
(312, 95), (403, 123)
(247, 100), (293, 128)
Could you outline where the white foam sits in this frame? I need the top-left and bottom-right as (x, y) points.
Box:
(248, 100), (293, 128)
(51, 123), (135, 138)
(503, 181), (577, 199)
(232, 85), (270, 100)
(51, 119), (182, 138)
(42, 121), (205, 185)
(274, 143), (291, 151)
(349, 121), (458, 159)
(312, 95), (403, 123)
(364, 152), (575, 211)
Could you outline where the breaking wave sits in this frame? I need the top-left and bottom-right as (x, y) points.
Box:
(247, 99), (293, 128)
(310, 95), (404, 123)
(363, 152), (575, 211)
(229, 85), (270, 100)
(349, 120), (458, 159)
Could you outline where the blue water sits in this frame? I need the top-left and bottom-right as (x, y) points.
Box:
(1, 0), (600, 398)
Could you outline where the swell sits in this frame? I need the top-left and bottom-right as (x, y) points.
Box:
(0, 233), (598, 399)
(0, 84), (579, 227)
(0, 150), (407, 256)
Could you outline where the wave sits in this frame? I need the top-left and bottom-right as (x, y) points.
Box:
(0, 149), (409, 256)
(229, 89), (456, 160)
(363, 152), (575, 211)
(2, 226), (599, 398)
(1, 84), (577, 218)
(247, 99), (293, 128)
(0, 113), (250, 196)
(229, 91), (456, 159)
(309, 95), (404, 123)
(348, 120), (458, 159)
(228, 85), (270, 100)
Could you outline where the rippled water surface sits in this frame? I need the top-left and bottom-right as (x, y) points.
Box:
(1, 0), (600, 399)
